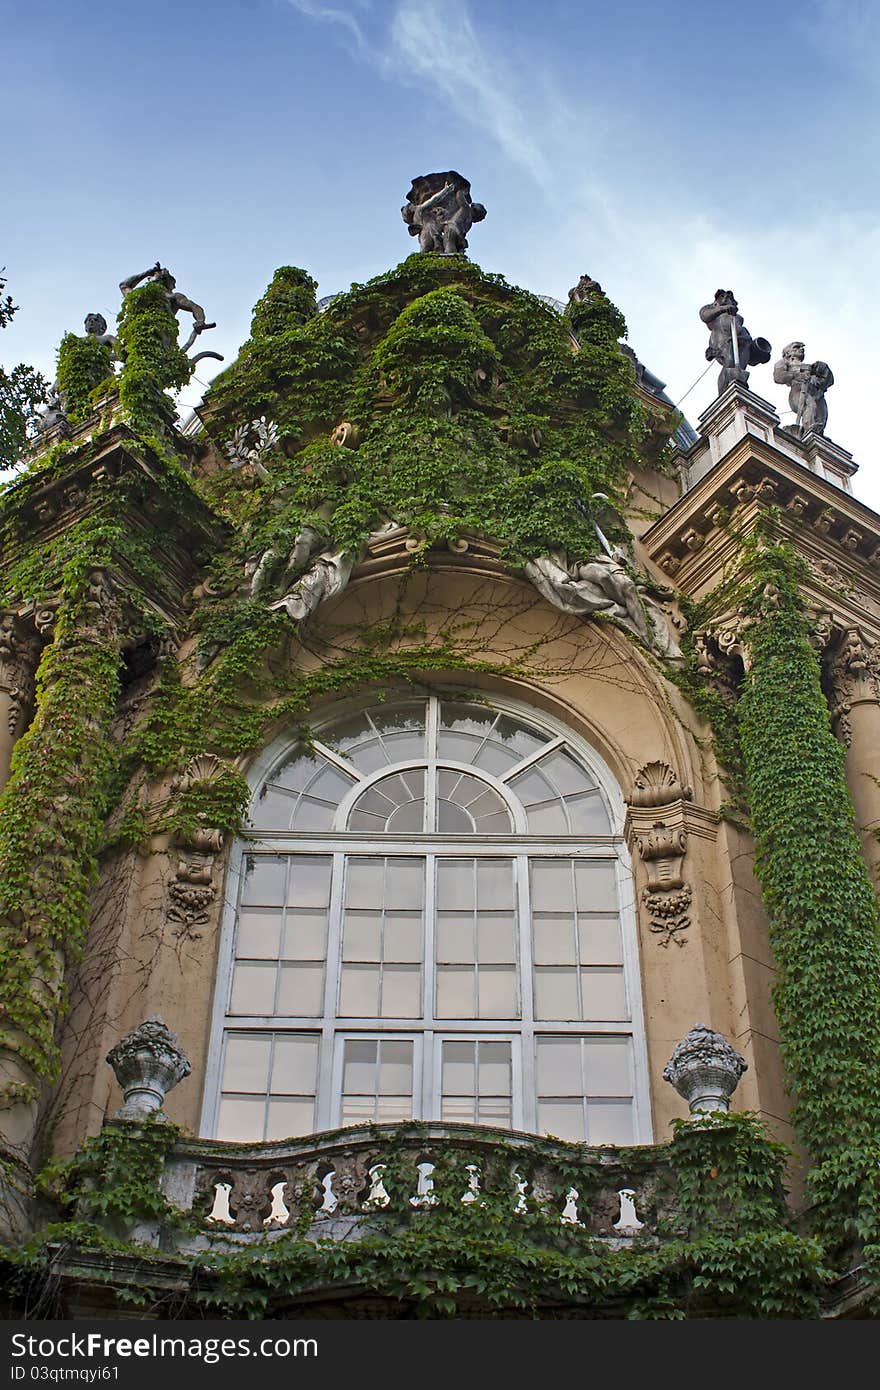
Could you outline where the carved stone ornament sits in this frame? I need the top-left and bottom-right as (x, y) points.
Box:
(0, 613), (40, 738)
(699, 288), (771, 395)
(106, 1017), (191, 1119)
(401, 171), (486, 256)
(628, 761), (693, 808)
(642, 884), (692, 949)
(662, 1024), (747, 1114)
(524, 550), (681, 658)
(825, 627), (880, 746)
(166, 755), (231, 937)
(225, 417), (280, 480)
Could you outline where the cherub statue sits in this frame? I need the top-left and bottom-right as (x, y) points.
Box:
(402, 172), (486, 255)
(773, 341), (833, 437)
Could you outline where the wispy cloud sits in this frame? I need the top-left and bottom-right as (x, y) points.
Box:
(285, 0), (564, 187)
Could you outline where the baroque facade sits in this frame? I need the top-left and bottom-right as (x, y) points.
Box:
(1, 207), (879, 1318)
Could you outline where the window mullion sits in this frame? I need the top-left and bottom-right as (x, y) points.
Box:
(518, 854), (537, 1132)
(316, 851), (346, 1130)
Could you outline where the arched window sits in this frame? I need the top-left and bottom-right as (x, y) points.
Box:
(203, 696), (652, 1146)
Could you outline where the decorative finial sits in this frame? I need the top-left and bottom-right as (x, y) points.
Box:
(773, 342), (834, 437)
(699, 289), (771, 395)
(663, 1023), (747, 1114)
(106, 1017), (191, 1120)
(401, 171), (486, 256)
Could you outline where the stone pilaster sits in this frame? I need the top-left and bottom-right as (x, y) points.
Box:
(826, 628), (880, 882)
(0, 612), (41, 790)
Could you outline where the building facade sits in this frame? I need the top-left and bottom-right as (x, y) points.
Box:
(1, 221), (879, 1317)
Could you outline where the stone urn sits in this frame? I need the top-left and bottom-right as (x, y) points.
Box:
(662, 1024), (747, 1115)
(106, 1017), (191, 1119)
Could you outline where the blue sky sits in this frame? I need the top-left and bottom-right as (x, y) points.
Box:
(3, 0), (880, 507)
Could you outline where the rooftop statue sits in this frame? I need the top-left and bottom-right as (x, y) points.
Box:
(37, 313), (119, 434)
(83, 311), (118, 358)
(699, 289), (771, 394)
(402, 172), (486, 255)
(568, 274), (604, 302)
(773, 341), (833, 437)
(118, 262), (223, 364)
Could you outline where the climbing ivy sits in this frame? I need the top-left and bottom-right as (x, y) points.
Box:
(55, 332), (114, 425)
(116, 282), (192, 436)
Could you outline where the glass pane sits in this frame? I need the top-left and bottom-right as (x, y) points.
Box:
(288, 856), (332, 907)
(341, 1097), (374, 1126)
(478, 1042), (512, 1095)
(533, 916), (576, 965)
(379, 1040), (414, 1093)
(266, 1098), (314, 1139)
(566, 792), (611, 834)
(477, 915), (516, 962)
(442, 1096), (476, 1123)
(384, 913), (423, 962)
(343, 1039), (377, 1093)
(346, 858), (384, 907)
(306, 764), (357, 805)
(340, 963), (380, 1016)
(342, 912), (382, 960)
(580, 967), (628, 1020)
(523, 800), (570, 834)
(476, 858), (514, 907)
(282, 909), (327, 960)
(237, 908), (282, 959)
(271, 754), (324, 794)
(472, 739), (523, 776)
(375, 1095), (413, 1122)
(382, 729), (426, 761)
(437, 965), (475, 1017)
(536, 1037), (583, 1095)
(575, 860), (618, 912)
(478, 966), (517, 1018)
(230, 962), (276, 1014)
(442, 1041), (475, 1095)
(253, 783), (298, 827)
(534, 967), (579, 1021)
(437, 731), (484, 764)
(477, 1099), (511, 1128)
(217, 1096), (265, 1142)
(385, 858), (425, 910)
(583, 1037), (632, 1096)
(509, 766), (556, 807)
(277, 962), (324, 1015)
(241, 856), (285, 905)
(537, 748), (596, 795)
(336, 738), (389, 775)
(588, 1099), (634, 1145)
(577, 915), (622, 964)
(290, 795), (337, 831)
(494, 714), (547, 761)
(223, 1034), (271, 1093)
(388, 799), (427, 831)
(439, 704), (496, 738)
(538, 1100), (586, 1143)
(436, 859), (474, 910)
(436, 914), (475, 963)
(348, 808), (390, 831)
(381, 964), (421, 1017)
(530, 860), (574, 911)
(436, 800), (474, 832)
(271, 1034), (320, 1093)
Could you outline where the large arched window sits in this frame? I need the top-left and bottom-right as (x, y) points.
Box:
(203, 696), (652, 1145)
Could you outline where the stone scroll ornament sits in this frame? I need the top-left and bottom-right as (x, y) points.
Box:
(166, 755), (230, 938)
(700, 289), (771, 394)
(106, 1018), (191, 1119)
(628, 762), (694, 947)
(402, 172), (486, 256)
(663, 1025), (747, 1115)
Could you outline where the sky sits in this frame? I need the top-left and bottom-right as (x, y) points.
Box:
(3, 0), (880, 508)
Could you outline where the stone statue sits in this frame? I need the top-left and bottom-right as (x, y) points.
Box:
(773, 341), (833, 437)
(524, 550), (681, 658)
(699, 289), (771, 394)
(568, 274), (604, 302)
(84, 312), (118, 358)
(118, 262), (222, 364)
(402, 172), (486, 255)
(268, 547), (356, 624)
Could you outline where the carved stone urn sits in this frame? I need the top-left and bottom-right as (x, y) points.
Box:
(662, 1024), (747, 1115)
(106, 1017), (191, 1119)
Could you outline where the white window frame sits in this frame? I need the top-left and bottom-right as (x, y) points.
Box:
(201, 692), (652, 1145)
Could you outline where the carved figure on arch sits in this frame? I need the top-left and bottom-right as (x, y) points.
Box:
(524, 550), (681, 658)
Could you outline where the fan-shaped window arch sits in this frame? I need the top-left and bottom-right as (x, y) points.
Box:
(204, 695), (651, 1147)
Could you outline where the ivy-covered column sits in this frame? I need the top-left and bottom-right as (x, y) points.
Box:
(826, 627), (880, 884)
(0, 613), (40, 791)
(0, 568), (122, 1157)
(736, 544), (880, 1250)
